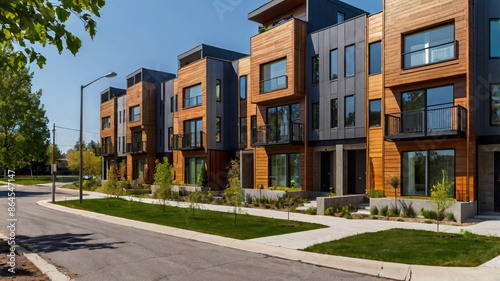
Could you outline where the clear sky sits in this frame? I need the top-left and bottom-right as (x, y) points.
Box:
(29, 0), (382, 152)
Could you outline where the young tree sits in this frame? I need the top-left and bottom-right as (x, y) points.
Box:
(431, 170), (456, 236)
(386, 176), (400, 214)
(103, 165), (120, 206)
(119, 162), (127, 181)
(225, 159), (242, 226)
(153, 157), (173, 213)
(67, 148), (101, 178)
(197, 164), (208, 187)
(0, 0), (106, 70)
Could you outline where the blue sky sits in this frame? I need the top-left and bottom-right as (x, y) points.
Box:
(29, 0), (382, 152)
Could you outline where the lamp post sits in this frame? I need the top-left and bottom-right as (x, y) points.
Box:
(79, 72), (117, 204)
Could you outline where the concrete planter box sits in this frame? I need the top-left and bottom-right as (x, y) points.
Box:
(369, 198), (477, 223)
(151, 185), (208, 196)
(241, 189), (309, 201)
(317, 195), (366, 215)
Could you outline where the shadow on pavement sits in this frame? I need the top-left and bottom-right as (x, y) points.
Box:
(0, 190), (50, 198)
(17, 233), (125, 254)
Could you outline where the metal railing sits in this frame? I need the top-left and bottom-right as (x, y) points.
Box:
(129, 114), (140, 123)
(403, 40), (456, 69)
(126, 141), (147, 154)
(183, 95), (202, 108)
(251, 122), (304, 146)
(172, 131), (204, 150)
(385, 105), (467, 139)
(260, 75), (288, 93)
(96, 144), (115, 156)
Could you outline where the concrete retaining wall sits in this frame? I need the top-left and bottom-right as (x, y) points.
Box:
(369, 198), (477, 223)
(241, 189), (310, 201)
(151, 185), (209, 196)
(317, 195), (366, 215)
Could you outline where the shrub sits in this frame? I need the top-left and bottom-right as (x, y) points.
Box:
(389, 206), (400, 217)
(400, 201), (416, 218)
(325, 207), (335, 216)
(245, 194), (253, 205)
(446, 212), (456, 222)
(307, 207), (317, 215)
(397, 219), (404, 222)
(347, 204), (357, 212)
(387, 210), (395, 217)
(370, 206), (379, 216)
(380, 206), (389, 216)
(197, 164), (208, 187)
(421, 209), (442, 220)
(369, 189), (385, 198)
(460, 229), (478, 238)
(120, 180), (132, 190)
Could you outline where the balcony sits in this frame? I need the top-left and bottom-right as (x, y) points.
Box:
(95, 144), (115, 157)
(183, 95), (202, 108)
(251, 122), (304, 146)
(172, 131), (205, 150)
(385, 105), (467, 141)
(402, 40), (457, 69)
(126, 141), (147, 154)
(260, 75), (288, 94)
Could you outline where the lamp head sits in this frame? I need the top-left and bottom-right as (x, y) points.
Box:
(105, 72), (117, 78)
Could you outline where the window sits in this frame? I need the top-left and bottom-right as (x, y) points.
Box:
(491, 19), (500, 58)
(102, 117), (111, 129)
(216, 117), (221, 143)
(185, 157), (205, 185)
(119, 111), (122, 124)
(184, 84), (202, 108)
(122, 137), (125, 153)
(216, 79), (221, 102)
(133, 159), (145, 179)
(330, 49), (338, 80)
(345, 96), (355, 127)
(170, 96), (174, 113)
(129, 106), (140, 122)
(240, 117), (247, 146)
(118, 137), (120, 152)
(312, 103), (319, 130)
(261, 58), (287, 93)
(184, 118), (203, 147)
(369, 41), (382, 75)
(369, 99), (382, 127)
(266, 103), (300, 142)
(123, 110), (126, 122)
(270, 153), (301, 188)
(337, 12), (345, 23)
(331, 99), (338, 128)
(174, 95), (178, 112)
(251, 115), (257, 144)
(239, 75), (247, 99)
(402, 149), (455, 197)
(168, 127), (173, 150)
(312, 55), (319, 84)
(491, 84), (500, 125)
(345, 45), (355, 77)
(403, 23), (455, 68)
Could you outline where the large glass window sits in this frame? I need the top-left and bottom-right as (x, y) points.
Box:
(404, 24), (455, 68)
(337, 12), (345, 23)
(330, 49), (338, 80)
(133, 159), (145, 180)
(331, 99), (338, 128)
(216, 79), (221, 102)
(369, 41), (382, 75)
(102, 117), (111, 129)
(402, 150), (455, 197)
(239, 75), (247, 99)
(345, 45), (355, 77)
(184, 118), (203, 147)
(266, 103), (300, 142)
(184, 84), (202, 108)
(491, 19), (500, 58)
(261, 59), (287, 93)
(251, 115), (257, 144)
(270, 153), (301, 188)
(216, 117), (221, 143)
(312, 103), (319, 130)
(168, 127), (173, 150)
(240, 117), (247, 146)
(129, 106), (140, 122)
(491, 84), (500, 125)
(369, 99), (381, 127)
(185, 157), (205, 185)
(312, 55), (319, 84)
(345, 96), (355, 127)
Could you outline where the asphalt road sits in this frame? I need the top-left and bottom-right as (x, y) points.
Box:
(0, 184), (384, 281)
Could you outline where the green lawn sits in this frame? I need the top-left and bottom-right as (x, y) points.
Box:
(303, 229), (500, 267)
(54, 198), (326, 240)
(0, 176), (78, 185)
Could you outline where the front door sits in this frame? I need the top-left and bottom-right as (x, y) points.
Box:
(348, 150), (357, 194)
(494, 152), (500, 212)
(321, 152), (331, 192)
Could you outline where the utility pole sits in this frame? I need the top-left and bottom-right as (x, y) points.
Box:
(52, 123), (56, 203)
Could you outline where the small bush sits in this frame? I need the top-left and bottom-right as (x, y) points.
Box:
(253, 202), (260, 207)
(389, 206), (400, 217)
(446, 213), (456, 222)
(425, 220), (432, 224)
(400, 201), (416, 218)
(380, 206), (389, 216)
(369, 189), (385, 198)
(397, 219), (404, 222)
(372, 216), (379, 220)
(370, 206), (379, 216)
(245, 194), (253, 205)
(120, 180), (132, 190)
(307, 207), (317, 215)
(460, 229), (478, 238)
(421, 209), (440, 220)
(325, 207), (335, 216)
(387, 210), (395, 217)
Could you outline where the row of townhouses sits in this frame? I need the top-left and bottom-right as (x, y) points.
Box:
(98, 0), (500, 215)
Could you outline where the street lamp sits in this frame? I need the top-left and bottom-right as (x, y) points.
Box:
(80, 72), (117, 204)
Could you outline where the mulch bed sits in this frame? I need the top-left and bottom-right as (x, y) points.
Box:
(0, 239), (49, 280)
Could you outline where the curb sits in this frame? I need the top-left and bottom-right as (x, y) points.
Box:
(0, 233), (70, 281)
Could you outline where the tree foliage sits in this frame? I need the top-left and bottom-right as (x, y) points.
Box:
(197, 164), (208, 187)
(225, 159), (242, 226)
(103, 165), (120, 206)
(153, 157), (173, 213)
(0, 47), (49, 171)
(0, 0), (106, 70)
(431, 170), (456, 236)
(67, 146), (101, 178)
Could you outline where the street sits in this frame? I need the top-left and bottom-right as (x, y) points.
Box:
(0, 185), (384, 281)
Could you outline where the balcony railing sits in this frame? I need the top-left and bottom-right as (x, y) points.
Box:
(126, 141), (147, 154)
(385, 105), (467, 141)
(95, 144), (115, 156)
(260, 75), (288, 94)
(403, 40), (456, 69)
(183, 95), (202, 108)
(172, 131), (204, 150)
(251, 122), (304, 146)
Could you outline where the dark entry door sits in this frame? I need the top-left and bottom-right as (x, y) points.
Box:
(321, 152), (331, 192)
(348, 150), (356, 194)
(495, 152), (500, 212)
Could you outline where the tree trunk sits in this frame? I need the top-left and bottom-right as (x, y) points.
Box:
(30, 164), (33, 180)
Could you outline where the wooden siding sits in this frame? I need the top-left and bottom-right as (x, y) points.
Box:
(100, 98), (116, 147)
(250, 19), (307, 104)
(261, 2), (307, 28)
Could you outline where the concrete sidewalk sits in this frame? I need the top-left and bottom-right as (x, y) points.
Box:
(39, 197), (500, 281)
